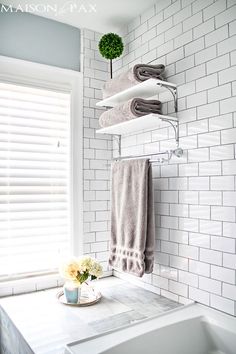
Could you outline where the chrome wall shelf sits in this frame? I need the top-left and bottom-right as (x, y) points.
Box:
(96, 78), (181, 162)
(96, 78), (177, 110)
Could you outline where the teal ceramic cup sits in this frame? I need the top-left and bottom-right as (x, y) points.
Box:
(64, 285), (81, 304)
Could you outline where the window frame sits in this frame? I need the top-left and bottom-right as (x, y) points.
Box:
(0, 55), (84, 285)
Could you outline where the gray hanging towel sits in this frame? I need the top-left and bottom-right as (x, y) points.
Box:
(109, 159), (155, 277)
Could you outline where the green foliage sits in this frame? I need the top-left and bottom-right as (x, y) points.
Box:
(77, 271), (89, 284)
(99, 33), (124, 60)
(76, 272), (97, 284)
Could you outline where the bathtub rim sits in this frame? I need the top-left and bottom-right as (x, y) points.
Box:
(65, 303), (236, 354)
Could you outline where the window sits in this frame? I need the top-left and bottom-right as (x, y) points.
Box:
(0, 81), (72, 279)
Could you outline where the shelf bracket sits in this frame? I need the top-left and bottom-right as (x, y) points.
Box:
(165, 86), (178, 113)
(113, 135), (121, 157)
(156, 83), (178, 113)
(156, 82), (179, 147)
(160, 118), (179, 147)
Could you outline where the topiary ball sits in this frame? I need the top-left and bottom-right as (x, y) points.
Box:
(99, 33), (124, 60)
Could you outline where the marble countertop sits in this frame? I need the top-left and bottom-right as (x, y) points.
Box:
(0, 277), (181, 354)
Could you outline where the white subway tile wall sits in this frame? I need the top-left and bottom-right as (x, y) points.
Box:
(82, 29), (111, 272)
(111, 0), (236, 315)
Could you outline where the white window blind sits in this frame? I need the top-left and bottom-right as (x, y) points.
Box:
(0, 82), (71, 279)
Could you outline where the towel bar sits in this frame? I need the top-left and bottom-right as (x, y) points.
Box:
(110, 147), (183, 165)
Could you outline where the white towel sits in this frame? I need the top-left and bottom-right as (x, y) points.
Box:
(102, 64), (165, 99)
(99, 98), (162, 128)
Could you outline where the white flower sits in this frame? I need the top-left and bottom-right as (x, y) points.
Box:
(90, 261), (103, 278)
(59, 258), (80, 281)
(77, 256), (93, 272)
(59, 256), (103, 283)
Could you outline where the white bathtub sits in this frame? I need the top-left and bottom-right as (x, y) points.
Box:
(65, 304), (236, 354)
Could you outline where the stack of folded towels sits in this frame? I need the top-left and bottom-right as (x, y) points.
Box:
(102, 63), (165, 98)
(99, 63), (165, 128)
(99, 98), (162, 128)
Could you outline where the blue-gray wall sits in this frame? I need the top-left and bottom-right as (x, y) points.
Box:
(0, 7), (80, 71)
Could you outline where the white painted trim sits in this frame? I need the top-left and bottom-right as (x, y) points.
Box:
(0, 55), (84, 265)
(70, 70), (84, 257)
(0, 272), (113, 297)
(0, 55), (82, 91)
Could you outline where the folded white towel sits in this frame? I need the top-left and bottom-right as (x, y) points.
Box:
(99, 98), (162, 128)
(102, 64), (165, 99)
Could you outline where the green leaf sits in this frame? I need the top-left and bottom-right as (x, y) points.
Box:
(77, 272), (89, 284)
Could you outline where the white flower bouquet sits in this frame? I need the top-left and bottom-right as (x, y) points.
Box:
(59, 256), (103, 286)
